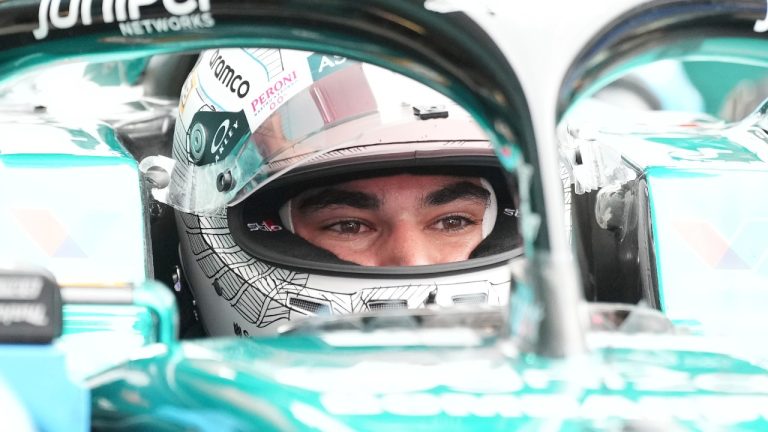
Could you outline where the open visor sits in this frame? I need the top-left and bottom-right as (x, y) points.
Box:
(142, 48), (478, 215)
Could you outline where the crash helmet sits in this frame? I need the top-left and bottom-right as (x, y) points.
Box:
(143, 48), (523, 336)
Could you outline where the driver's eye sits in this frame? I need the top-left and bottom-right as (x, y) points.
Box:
(434, 215), (475, 231)
(326, 220), (367, 234)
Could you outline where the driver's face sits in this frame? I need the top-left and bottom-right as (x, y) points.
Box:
(291, 174), (490, 266)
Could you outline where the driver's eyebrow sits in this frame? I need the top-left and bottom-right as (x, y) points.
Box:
(295, 188), (380, 212)
(424, 181), (490, 207)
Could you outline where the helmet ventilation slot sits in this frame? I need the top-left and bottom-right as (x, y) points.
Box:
(368, 299), (408, 310)
(288, 297), (331, 316)
(451, 293), (488, 304)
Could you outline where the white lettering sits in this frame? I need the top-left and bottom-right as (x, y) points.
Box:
(128, 0), (156, 20)
(162, 0), (198, 15)
(756, 0), (768, 32)
(179, 14), (192, 30)
(0, 278), (43, 300)
(118, 21), (133, 36)
(117, 13), (214, 37)
(33, 0), (51, 39)
(103, 0), (115, 23)
(317, 55), (347, 73)
(129, 20), (144, 35)
(33, 0), (214, 40)
(0, 303), (49, 326)
(318, 55), (336, 74)
(151, 17), (169, 31)
(201, 11), (214, 26)
(80, 0), (94, 25)
(167, 16), (181, 30)
(115, 0), (128, 21)
(131, 20), (144, 34)
(49, 0), (81, 29)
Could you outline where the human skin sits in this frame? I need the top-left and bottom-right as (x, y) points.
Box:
(290, 174), (490, 266)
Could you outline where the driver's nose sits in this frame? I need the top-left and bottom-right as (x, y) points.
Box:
(376, 223), (433, 266)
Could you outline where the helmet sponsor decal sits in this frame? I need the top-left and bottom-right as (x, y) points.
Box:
(308, 54), (350, 81)
(183, 49), (356, 147)
(208, 50), (251, 99)
(193, 49), (314, 129)
(250, 70), (299, 116)
(247, 220), (283, 232)
(33, 0), (215, 40)
(186, 109), (250, 165)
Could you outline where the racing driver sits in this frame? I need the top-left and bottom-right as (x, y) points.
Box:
(143, 48), (523, 336)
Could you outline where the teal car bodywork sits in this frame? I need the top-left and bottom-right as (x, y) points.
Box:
(0, 116), (176, 431)
(3, 0), (768, 430)
(564, 113), (768, 335)
(561, 32), (768, 335)
(89, 329), (768, 430)
(0, 116), (176, 378)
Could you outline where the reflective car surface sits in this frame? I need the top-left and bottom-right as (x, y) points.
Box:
(2, 1), (768, 430)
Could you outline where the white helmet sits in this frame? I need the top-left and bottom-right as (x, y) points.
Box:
(143, 48), (523, 336)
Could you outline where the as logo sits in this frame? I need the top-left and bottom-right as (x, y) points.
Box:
(308, 54), (350, 81)
(33, 0), (214, 40)
(208, 50), (251, 98)
(247, 220), (283, 232)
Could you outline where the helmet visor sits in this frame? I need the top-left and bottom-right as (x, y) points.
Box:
(144, 48), (476, 215)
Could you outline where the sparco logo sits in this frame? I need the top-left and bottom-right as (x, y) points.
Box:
(33, 0), (214, 40)
(209, 50), (251, 98)
(247, 220), (282, 232)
